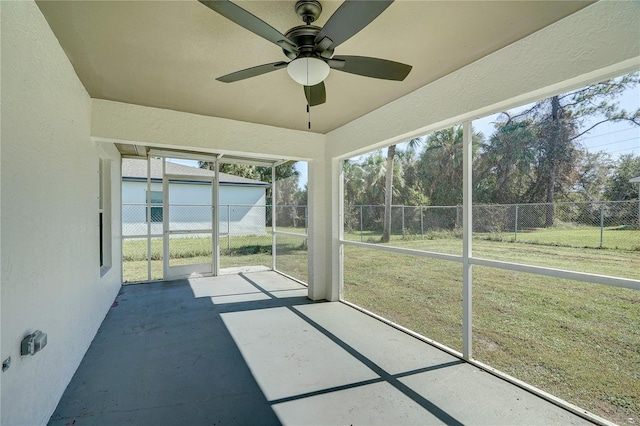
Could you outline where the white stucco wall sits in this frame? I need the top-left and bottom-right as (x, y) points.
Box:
(91, 99), (325, 161)
(0, 2), (122, 425)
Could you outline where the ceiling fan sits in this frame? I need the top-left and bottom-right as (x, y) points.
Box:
(198, 0), (412, 107)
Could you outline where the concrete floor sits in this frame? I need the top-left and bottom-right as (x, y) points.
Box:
(49, 271), (593, 425)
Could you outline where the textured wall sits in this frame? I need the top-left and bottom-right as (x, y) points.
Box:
(91, 99), (325, 161)
(0, 2), (122, 424)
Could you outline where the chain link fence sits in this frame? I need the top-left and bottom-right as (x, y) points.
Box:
(123, 203), (272, 281)
(272, 205), (308, 232)
(219, 205), (271, 257)
(345, 201), (640, 250)
(122, 203), (310, 282)
(273, 204), (308, 282)
(344, 205), (461, 242)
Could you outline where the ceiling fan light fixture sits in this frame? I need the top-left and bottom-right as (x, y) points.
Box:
(287, 57), (330, 86)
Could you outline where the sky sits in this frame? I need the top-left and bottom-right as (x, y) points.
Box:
(472, 83), (640, 160)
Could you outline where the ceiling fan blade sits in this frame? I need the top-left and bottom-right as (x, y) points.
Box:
(314, 0), (393, 50)
(217, 61), (288, 83)
(304, 83), (326, 106)
(199, 0), (298, 54)
(331, 55), (412, 81)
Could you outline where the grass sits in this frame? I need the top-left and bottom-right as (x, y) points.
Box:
(122, 231), (308, 283)
(344, 227), (639, 280)
(345, 224), (640, 252)
(484, 224), (640, 251)
(342, 241), (639, 426)
(472, 266), (639, 424)
(121, 228), (639, 425)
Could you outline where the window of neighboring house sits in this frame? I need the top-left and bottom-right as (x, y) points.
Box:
(99, 158), (112, 269)
(148, 190), (163, 222)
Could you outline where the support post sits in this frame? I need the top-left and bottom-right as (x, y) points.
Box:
(337, 160), (345, 301)
(402, 205), (405, 236)
(514, 205), (519, 242)
(600, 202), (605, 248)
(213, 158), (220, 276)
(162, 158), (169, 278)
(272, 164), (277, 271)
(360, 205), (364, 242)
(305, 205), (308, 249)
(462, 121), (473, 360)
(146, 155), (152, 281)
(227, 205), (231, 254)
(211, 175), (216, 273)
(420, 206), (424, 239)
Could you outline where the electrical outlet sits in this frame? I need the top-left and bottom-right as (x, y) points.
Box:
(21, 330), (47, 356)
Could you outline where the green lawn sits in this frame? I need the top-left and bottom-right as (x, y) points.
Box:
(122, 231), (308, 283)
(484, 224), (640, 251)
(344, 227), (639, 280)
(345, 224), (640, 251)
(121, 230), (638, 425)
(342, 240), (639, 426)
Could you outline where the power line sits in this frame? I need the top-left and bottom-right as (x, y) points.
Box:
(605, 145), (640, 154)
(586, 136), (640, 149)
(580, 127), (638, 140)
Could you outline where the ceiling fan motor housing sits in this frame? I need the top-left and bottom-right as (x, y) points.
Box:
(295, 0), (322, 25)
(283, 25), (332, 60)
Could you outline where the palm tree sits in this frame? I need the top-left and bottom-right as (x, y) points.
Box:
(382, 138), (423, 243)
(416, 126), (484, 207)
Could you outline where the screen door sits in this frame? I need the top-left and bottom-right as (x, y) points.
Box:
(163, 174), (215, 279)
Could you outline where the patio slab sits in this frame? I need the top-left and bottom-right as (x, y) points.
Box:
(49, 271), (593, 425)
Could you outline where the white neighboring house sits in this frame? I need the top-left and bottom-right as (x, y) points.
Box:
(122, 158), (270, 237)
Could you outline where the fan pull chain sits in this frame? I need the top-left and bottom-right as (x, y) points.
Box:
(306, 57), (311, 130)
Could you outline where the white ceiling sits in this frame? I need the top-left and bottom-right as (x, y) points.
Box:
(37, 0), (593, 134)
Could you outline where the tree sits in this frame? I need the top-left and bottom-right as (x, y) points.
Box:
(416, 126), (482, 207)
(382, 138), (423, 243)
(358, 152), (388, 206)
(342, 153), (387, 233)
(486, 72), (639, 224)
(605, 154), (640, 201)
(199, 161), (299, 201)
(530, 95), (580, 225)
(474, 117), (536, 204)
(572, 151), (613, 202)
(395, 148), (429, 207)
(274, 170), (305, 227)
(381, 145), (397, 243)
(343, 160), (366, 206)
(198, 161), (299, 185)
